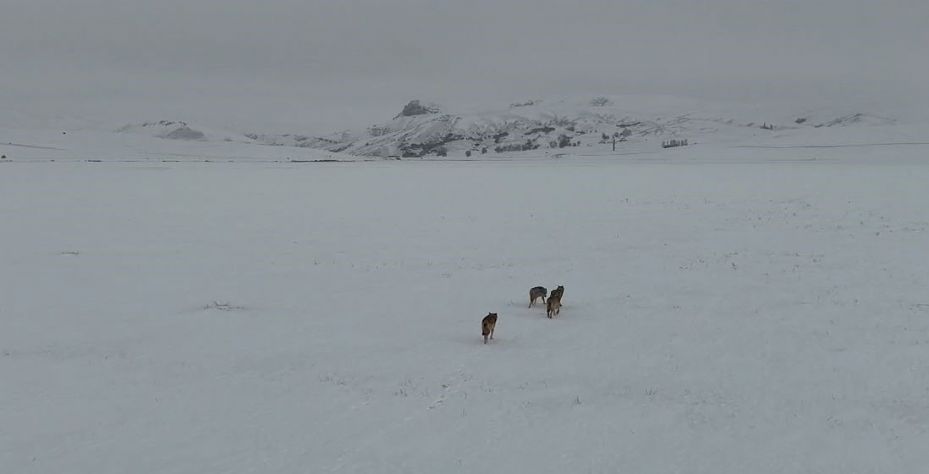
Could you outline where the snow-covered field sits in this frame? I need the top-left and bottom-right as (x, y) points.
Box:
(3, 143), (929, 473)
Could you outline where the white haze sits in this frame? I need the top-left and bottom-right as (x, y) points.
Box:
(1, 0), (927, 132)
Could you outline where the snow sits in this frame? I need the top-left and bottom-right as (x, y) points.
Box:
(2, 126), (929, 473)
(0, 126), (356, 163)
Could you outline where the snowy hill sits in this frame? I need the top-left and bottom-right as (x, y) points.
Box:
(0, 95), (921, 163)
(117, 121), (210, 141)
(248, 96), (907, 158)
(0, 125), (355, 162)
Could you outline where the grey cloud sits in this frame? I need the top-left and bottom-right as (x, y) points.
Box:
(2, 0), (926, 132)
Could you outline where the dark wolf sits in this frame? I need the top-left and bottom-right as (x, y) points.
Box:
(546, 294), (561, 318)
(481, 313), (498, 343)
(529, 286), (547, 307)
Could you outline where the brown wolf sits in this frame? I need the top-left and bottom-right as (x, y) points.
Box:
(529, 286), (547, 307)
(481, 313), (498, 343)
(546, 295), (562, 318)
(550, 285), (564, 302)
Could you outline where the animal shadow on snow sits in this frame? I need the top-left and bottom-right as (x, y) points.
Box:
(505, 299), (572, 313)
(202, 301), (248, 312)
(446, 331), (518, 348)
(177, 301), (251, 314)
(508, 299), (578, 313)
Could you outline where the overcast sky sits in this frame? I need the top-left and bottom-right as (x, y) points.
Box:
(2, 0), (927, 132)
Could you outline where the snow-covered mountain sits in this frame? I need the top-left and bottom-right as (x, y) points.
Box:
(246, 96), (900, 158)
(1, 95), (911, 163)
(116, 120), (251, 143)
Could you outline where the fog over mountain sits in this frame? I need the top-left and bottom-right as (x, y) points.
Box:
(2, 0), (927, 132)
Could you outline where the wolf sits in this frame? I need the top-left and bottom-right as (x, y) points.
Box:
(482, 313), (498, 343)
(546, 294), (562, 318)
(529, 286), (547, 307)
(549, 285), (564, 302)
